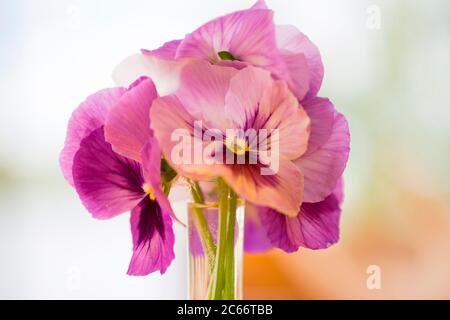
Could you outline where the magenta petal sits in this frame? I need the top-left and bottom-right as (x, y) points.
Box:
(276, 25), (324, 100)
(295, 110), (350, 203)
(141, 39), (181, 60)
(72, 127), (144, 219)
(259, 183), (342, 252)
(141, 139), (183, 225)
(140, 138), (162, 188)
(127, 197), (175, 275)
(244, 203), (272, 252)
(60, 87), (126, 186)
(105, 77), (158, 162)
(176, 8), (288, 81)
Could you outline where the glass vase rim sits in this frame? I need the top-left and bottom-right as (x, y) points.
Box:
(187, 199), (245, 209)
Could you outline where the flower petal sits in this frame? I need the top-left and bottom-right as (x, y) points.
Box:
(105, 77), (158, 162)
(72, 127), (144, 219)
(112, 53), (186, 96)
(244, 203), (272, 252)
(280, 52), (310, 101)
(276, 25), (324, 100)
(295, 110), (350, 203)
(302, 97), (335, 155)
(177, 60), (237, 131)
(259, 181), (342, 252)
(251, 0), (268, 9)
(221, 159), (304, 217)
(141, 138), (183, 225)
(141, 39), (181, 60)
(150, 95), (223, 181)
(225, 66), (310, 160)
(127, 197), (175, 275)
(60, 87), (126, 186)
(176, 8), (288, 81)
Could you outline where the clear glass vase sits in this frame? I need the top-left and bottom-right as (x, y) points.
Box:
(187, 200), (245, 300)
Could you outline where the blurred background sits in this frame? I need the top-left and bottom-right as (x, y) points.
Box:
(0, 0), (449, 299)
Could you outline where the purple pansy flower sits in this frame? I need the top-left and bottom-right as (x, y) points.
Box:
(245, 178), (344, 252)
(60, 78), (175, 275)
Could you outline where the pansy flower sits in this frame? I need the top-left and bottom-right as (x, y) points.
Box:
(244, 95), (350, 252)
(244, 96), (350, 252)
(150, 61), (310, 216)
(60, 78), (176, 275)
(112, 1), (321, 103)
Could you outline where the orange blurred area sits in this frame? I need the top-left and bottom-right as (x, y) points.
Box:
(244, 161), (450, 299)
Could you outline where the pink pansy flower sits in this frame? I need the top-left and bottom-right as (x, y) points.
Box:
(112, 1), (321, 103)
(150, 61), (310, 216)
(244, 97), (350, 252)
(60, 78), (175, 275)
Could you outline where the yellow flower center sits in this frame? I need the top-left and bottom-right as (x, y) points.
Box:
(225, 137), (250, 155)
(143, 183), (156, 201)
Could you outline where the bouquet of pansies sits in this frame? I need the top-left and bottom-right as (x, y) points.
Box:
(60, 1), (349, 300)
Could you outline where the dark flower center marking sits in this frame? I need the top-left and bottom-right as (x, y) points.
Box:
(137, 197), (165, 245)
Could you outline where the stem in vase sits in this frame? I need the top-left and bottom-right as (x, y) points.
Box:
(208, 178), (238, 300)
(189, 181), (216, 273)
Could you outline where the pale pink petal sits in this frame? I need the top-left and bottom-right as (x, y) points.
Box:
(105, 77), (158, 162)
(177, 61), (237, 131)
(295, 111), (350, 203)
(280, 52), (310, 101)
(225, 67), (310, 160)
(225, 66), (272, 128)
(276, 25), (324, 100)
(150, 95), (222, 181)
(301, 97), (335, 154)
(141, 39), (181, 60)
(112, 53), (187, 96)
(60, 87), (126, 186)
(251, 0), (268, 9)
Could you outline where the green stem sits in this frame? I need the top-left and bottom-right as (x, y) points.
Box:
(189, 181), (216, 273)
(207, 178), (237, 300)
(209, 178), (229, 299)
(224, 189), (237, 299)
